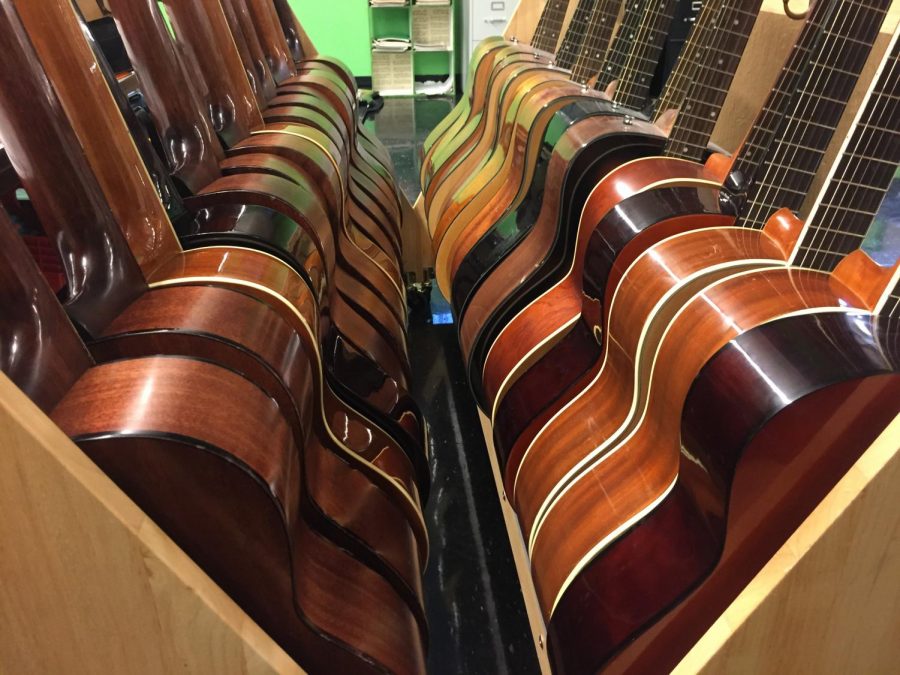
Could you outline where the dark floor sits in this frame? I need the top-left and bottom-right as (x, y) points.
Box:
(368, 98), (540, 674)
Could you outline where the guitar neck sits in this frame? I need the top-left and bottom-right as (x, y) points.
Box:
(663, 1), (764, 161)
(613, 0), (678, 110)
(532, 0), (573, 53)
(738, 0), (891, 231)
(792, 31), (900, 275)
(568, 0), (622, 83)
(555, 0), (600, 70)
(594, 0), (648, 91)
(653, 0), (720, 117)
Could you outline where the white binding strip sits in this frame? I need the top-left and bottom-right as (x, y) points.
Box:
(510, 226), (761, 497)
(546, 302), (870, 617)
(549, 476), (678, 616)
(485, 167), (719, 421)
(514, 251), (781, 508)
(148, 268), (429, 565)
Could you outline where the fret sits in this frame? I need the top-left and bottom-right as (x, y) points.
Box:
(614, 0), (678, 107)
(662, 1), (764, 159)
(792, 26), (899, 273)
(569, 0), (621, 82)
(736, 0), (890, 223)
(532, 0), (572, 53)
(595, 0), (648, 90)
(555, 0), (598, 69)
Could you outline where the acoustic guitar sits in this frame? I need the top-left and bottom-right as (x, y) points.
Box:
(0, 0), (429, 635)
(456, 0), (763, 413)
(101, 0), (430, 469)
(534, 32), (900, 671)
(479, 0), (852, 455)
(507, 0), (892, 527)
(0, 202), (426, 675)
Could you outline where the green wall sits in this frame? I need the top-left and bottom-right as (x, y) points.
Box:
(288, 0), (463, 78)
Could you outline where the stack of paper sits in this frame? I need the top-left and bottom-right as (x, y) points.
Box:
(372, 37), (412, 52)
(370, 0), (408, 6)
(414, 75), (454, 96)
(415, 0), (451, 5)
(412, 4), (451, 50)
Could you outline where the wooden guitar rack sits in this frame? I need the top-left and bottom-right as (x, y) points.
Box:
(2, 367), (897, 673)
(2, 2), (899, 672)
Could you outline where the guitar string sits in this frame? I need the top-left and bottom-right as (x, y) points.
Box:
(741, 0), (867, 231)
(730, 0), (840, 210)
(667, 1), (733, 156)
(611, 0), (665, 104)
(619, 0), (669, 106)
(673, 2), (765, 158)
(595, 0), (647, 90)
(558, 0), (599, 71)
(760, 3), (878, 240)
(617, 0), (677, 109)
(571, 0), (620, 83)
(801, 37), (900, 272)
(742, 0), (852, 229)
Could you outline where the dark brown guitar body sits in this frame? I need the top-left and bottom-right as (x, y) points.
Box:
(546, 310), (900, 674)
(0, 204), (426, 674)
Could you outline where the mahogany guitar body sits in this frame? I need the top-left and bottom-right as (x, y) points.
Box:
(528, 267), (891, 630)
(424, 61), (570, 223)
(466, 128), (674, 409)
(545, 312), (900, 674)
(422, 47), (561, 186)
(479, 157), (728, 416)
(51, 356), (427, 675)
(88, 284), (427, 622)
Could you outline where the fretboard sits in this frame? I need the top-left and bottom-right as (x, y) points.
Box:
(738, 0), (890, 231)
(532, 0), (573, 53)
(654, 0), (718, 117)
(595, 0), (648, 90)
(793, 32), (900, 273)
(555, 0), (600, 70)
(613, 0), (679, 110)
(664, 1), (763, 161)
(569, 0), (622, 82)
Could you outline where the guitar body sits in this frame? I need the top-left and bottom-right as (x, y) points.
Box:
(425, 62), (570, 221)
(528, 266), (883, 625)
(545, 311), (900, 674)
(451, 103), (654, 323)
(422, 45), (554, 186)
(422, 35), (510, 155)
(509, 221), (785, 536)
(51, 355), (427, 675)
(445, 92), (667, 313)
(479, 156), (727, 414)
(431, 81), (593, 294)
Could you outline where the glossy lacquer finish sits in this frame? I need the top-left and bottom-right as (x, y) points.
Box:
(547, 312), (900, 674)
(104, 0), (225, 193)
(528, 269), (883, 616)
(426, 61), (570, 228)
(12, 0), (429, 545)
(491, 181), (738, 471)
(90, 284), (426, 625)
(0, 0), (146, 335)
(52, 356), (425, 675)
(510, 215), (776, 536)
(456, 108), (666, 365)
(479, 156), (722, 412)
(94, 0), (426, 466)
(159, 0), (264, 146)
(0, 209), (92, 412)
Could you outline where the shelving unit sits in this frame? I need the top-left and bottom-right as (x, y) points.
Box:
(369, 0), (455, 97)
